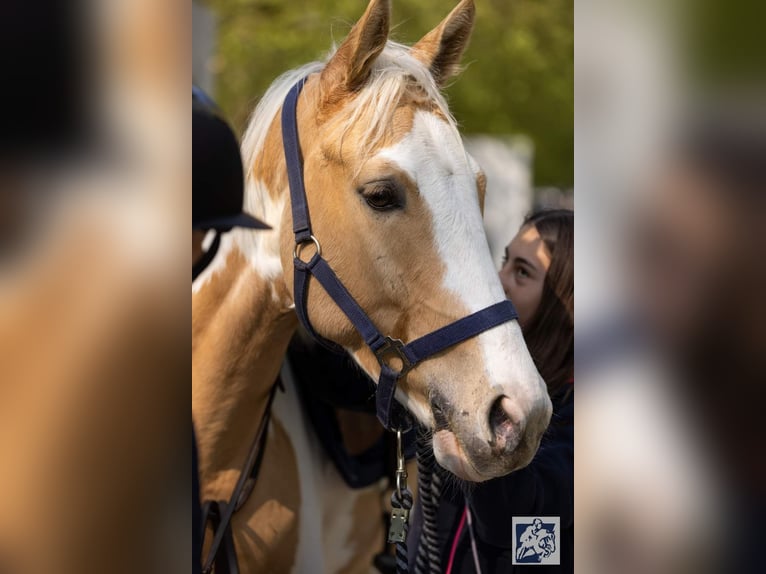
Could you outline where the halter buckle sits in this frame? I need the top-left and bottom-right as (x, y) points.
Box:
(374, 336), (413, 375)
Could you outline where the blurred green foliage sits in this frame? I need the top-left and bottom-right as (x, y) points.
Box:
(201, 0), (572, 187)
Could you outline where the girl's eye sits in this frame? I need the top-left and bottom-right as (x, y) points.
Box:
(516, 266), (530, 279)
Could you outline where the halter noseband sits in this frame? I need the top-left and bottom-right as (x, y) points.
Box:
(282, 76), (519, 431)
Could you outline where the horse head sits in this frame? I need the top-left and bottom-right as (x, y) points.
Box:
(243, 0), (551, 481)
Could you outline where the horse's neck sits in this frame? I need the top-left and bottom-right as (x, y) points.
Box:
(192, 239), (296, 481)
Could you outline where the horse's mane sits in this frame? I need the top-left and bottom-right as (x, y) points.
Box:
(241, 60), (324, 223)
(241, 41), (459, 220)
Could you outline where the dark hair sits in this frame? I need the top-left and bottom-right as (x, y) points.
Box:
(519, 208), (574, 398)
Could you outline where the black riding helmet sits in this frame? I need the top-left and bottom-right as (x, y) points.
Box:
(192, 86), (269, 231)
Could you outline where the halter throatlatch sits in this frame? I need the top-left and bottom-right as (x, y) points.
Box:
(282, 76), (519, 432)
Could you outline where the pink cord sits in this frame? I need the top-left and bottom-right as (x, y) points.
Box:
(445, 506), (467, 574)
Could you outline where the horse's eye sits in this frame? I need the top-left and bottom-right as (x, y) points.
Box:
(359, 181), (403, 212)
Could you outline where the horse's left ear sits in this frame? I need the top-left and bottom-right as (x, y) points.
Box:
(320, 0), (390, 97)
(411, 0), (475, 87)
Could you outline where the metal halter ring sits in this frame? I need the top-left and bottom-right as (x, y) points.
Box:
(374, 336), (413, 376)
(293, 235), (322, 261)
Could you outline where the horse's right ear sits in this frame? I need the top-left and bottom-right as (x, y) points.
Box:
(320, 0), (390, 99)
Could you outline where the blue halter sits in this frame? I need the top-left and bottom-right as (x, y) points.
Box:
(281, 77), (519, 431)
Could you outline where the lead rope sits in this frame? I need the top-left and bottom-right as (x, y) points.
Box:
(388, 429), (414, 574)
(428, 465), (445, 570)
(414, 429), (442, 574)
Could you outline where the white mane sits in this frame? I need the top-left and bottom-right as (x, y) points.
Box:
(240, 61), (324, 223)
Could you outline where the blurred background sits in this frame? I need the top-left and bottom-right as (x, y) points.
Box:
(577, 0), (765, 572)
(0, 1), (187, 572)
(193, 0), (573, 264)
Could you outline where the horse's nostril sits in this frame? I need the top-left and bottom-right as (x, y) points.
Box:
(489, 396), (517, 447)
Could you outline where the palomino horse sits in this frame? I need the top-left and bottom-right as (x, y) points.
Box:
(192, 0), (552, 571)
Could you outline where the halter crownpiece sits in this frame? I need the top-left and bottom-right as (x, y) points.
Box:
(282, 76), (519, 431)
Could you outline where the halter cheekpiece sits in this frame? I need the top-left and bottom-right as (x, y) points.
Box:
(282, 76), (519, 431)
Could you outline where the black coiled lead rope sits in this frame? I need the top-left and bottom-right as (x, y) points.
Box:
(388, 428), (444, 574)
(388, 429), (415, 574)
(414, 429), (443, 574)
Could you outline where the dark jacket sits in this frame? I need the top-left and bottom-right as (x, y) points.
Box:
(436, 387), (574, 573)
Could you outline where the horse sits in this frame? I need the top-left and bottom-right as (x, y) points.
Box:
(192, 0), (552, 571)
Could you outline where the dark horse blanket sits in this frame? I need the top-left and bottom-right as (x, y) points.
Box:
(287, 329), (415, 489)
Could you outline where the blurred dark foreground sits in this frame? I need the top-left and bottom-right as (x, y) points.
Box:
(0, 1), (188, 573)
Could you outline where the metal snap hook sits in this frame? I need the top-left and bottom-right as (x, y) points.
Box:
(395, 429), (408, 500)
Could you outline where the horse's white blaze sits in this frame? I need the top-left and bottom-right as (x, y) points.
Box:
(378, 110), (546, 426)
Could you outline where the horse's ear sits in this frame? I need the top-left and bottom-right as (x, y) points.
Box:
(320, 0), (390, 97)
(411, 0), (475, 87)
